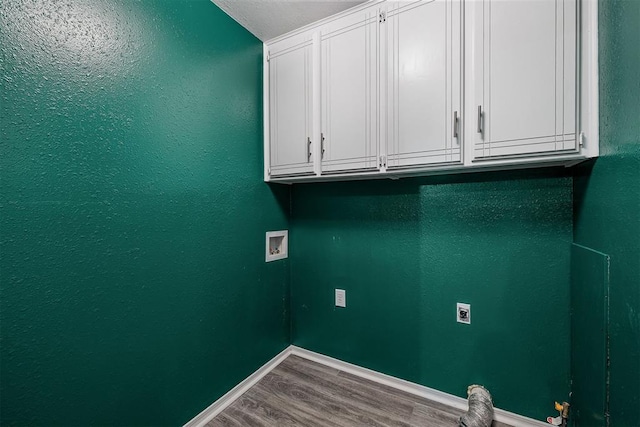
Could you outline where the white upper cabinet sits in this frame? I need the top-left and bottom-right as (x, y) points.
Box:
(319, 6), (379, 173)
(469, 0), (578, 160)
(264, 0), (598, 183)
(268, 34), (315, 177)
(384, 0), (462, 169)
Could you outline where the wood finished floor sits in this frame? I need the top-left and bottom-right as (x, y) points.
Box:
(207, 355), (512, 427)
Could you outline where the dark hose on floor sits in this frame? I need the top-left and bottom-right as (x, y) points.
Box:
(459, 385), (494, 427)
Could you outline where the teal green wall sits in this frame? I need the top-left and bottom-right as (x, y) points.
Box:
(572, 0), (640, 425)
(570, 244), (610, 426)
(291, 171), (573, 420)
(0, 1), (289, 425)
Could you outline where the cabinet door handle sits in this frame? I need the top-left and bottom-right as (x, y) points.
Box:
(307, 137), (312, 162)
(477, 105), (483, 134)
(453, 111), (459, 139)
(321, 133), (325, 159)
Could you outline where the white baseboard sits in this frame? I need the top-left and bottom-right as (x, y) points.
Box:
(290, 346), (549, 427)
(184, 346), (293, 427)
(185, 344), (549, 427)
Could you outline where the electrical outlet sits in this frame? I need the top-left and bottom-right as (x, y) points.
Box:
(335, 289), (346, 308)
(457, 303), (470, 324)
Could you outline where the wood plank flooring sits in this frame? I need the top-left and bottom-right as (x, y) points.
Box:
(207, 355), (512, 427)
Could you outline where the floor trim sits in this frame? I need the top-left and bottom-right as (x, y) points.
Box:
(184, 346), (293, 427)
(290, 346), (549, 427)
(185, 345), (548, 427)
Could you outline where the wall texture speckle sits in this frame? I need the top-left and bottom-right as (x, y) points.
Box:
(0, 1), (289, 425)
(291, 170), (573, 421)
(573, 0), (640, 425)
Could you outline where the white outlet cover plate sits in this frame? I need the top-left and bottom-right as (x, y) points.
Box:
(457, 303), (471, 324)
(335, 289), (346, 308)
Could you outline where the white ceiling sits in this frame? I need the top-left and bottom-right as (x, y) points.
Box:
(211, 0), (367, 42)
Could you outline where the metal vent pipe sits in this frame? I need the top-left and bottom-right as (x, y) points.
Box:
(459, 385), (494, 427)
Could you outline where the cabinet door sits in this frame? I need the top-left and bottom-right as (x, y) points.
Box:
(471, 0), (577, 159)
(320, 8), (379, 173)
(269, 35), (315, 177)
(385, 0), (462, 168)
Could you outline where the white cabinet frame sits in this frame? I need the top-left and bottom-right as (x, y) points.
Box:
(319, 5), (380, 174)
(382, 0), (463, 170)
(461, 0), (598, 170)
(267, 35), (316, 177)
